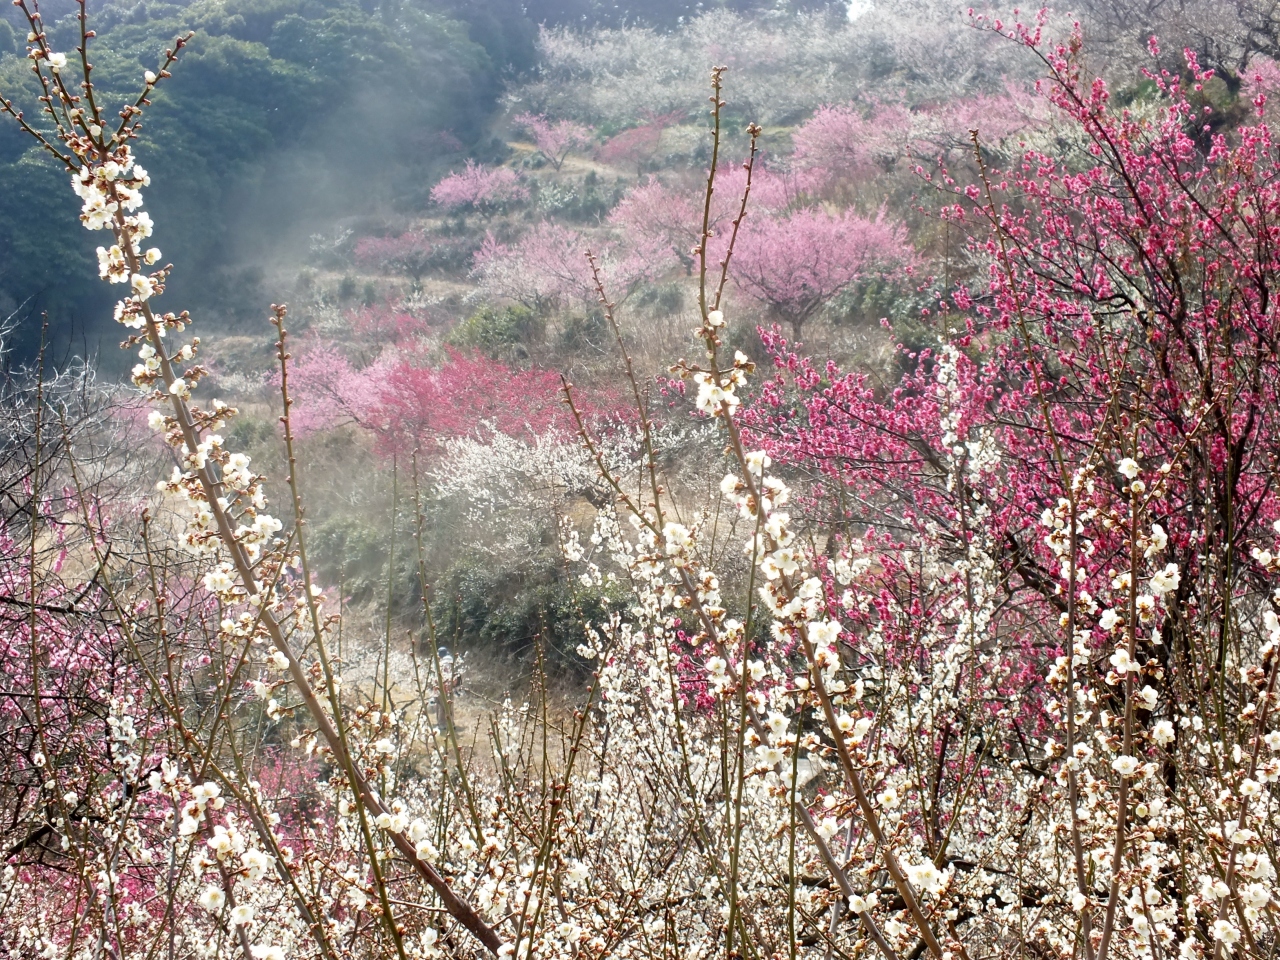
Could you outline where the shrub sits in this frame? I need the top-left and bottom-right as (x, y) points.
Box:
(446, 304), (544, 359)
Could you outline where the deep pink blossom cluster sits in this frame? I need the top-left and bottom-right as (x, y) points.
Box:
(740, 24), (1280, 819)
(284, 334), (623, 455)
(371, 348), (620, 456)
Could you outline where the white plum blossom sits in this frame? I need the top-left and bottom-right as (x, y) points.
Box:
(1212, 919), (1240, 947)
(1137, 685), (1159, 710)
(693, 371), (739, 415)
(1150, 562), (1181, 596)
(1112, 755), (1140, 777)
(198, 887), (225, 913)
(203, 563), (237, 596)
(1109, 647), (1138, 673)
(130, 274), (155, 301)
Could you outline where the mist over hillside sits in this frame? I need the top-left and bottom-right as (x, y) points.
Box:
(0, 0), (856, 362)
(0, 0), (532, 360)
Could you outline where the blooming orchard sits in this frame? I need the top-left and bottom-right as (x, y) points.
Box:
(2, 4), (1280, 960)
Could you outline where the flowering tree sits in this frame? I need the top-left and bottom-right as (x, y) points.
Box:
(282, 336), (625, 458)
(608, 176), (702, 274)
(791, 101), (914, 187)
(472, 221), (663, 312)
(347, 298), (438, 344)
(609, 166), (796, 275)
(919, 80), (1043, 152)
(430, 159), (528, 211)
(731, 206), (913, 340)
(595, 110), (684, 173)
(353, 231), (437, 284)
(512, 112), (593, 171)
(471, 223), (594, 311)
(370, 349), (617, 455)
(791, 87), (1042, 202)
(0, 350), (157, 914)
(272, 340), (383, 436)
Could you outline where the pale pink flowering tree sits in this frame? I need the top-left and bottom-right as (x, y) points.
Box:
(471, 224), (591, 311)
(609, 165), (797, 277)
(790, 101), (914, 188)
(731, 206), (912, 340)
(472, 222), (662, 312)
(512, 112), (593, 171)
(1247, 55), (1280, 92)
(1244, 55), (1280, 122)
(914, 79), (1043, 154)
(430, 160), (528, 211)
(606, 176), (701, 272)
(595, 110), (684, 173)
(608, 177), (702, 275)
(791, 86), (1041, 198)
(353, 231), (436, 284)
(272, 340), (385, 436)
(713, 162), (806, 213)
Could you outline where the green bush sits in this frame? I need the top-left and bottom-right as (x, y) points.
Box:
(558, 311), (609, 354)
(432, 555), (627, 669)
(447, 305), (543, 360)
